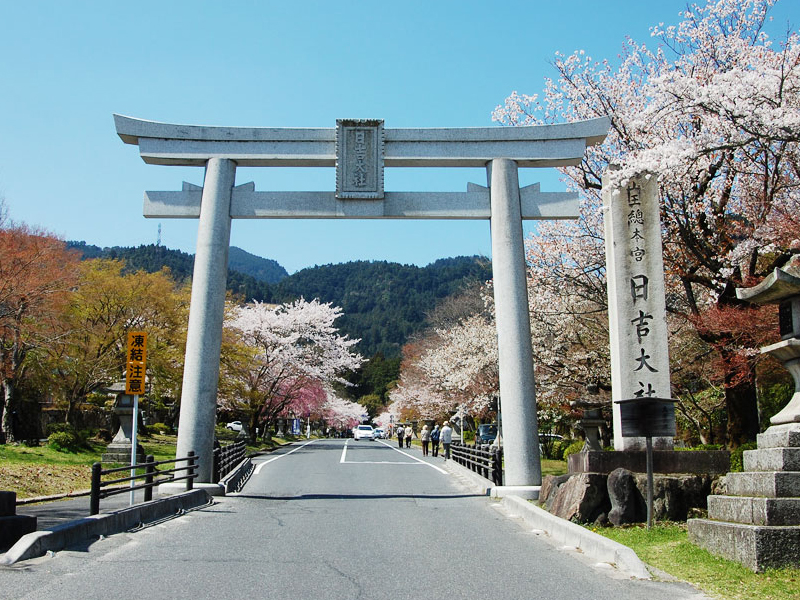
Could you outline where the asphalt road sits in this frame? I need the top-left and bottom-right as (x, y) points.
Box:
(0, 439), (709, 600)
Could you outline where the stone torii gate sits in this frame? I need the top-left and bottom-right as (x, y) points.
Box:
(114, 115), (609, 491)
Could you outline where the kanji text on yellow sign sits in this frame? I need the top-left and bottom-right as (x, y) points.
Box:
(126, 331), (148, 395)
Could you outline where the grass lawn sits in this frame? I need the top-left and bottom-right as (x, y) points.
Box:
(0, 433), (293, 500)
(590, 522), (800, 600)
(541, 458), (567, 477)
(0, 435), (177, 499)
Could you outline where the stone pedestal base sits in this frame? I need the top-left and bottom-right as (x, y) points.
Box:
(688, 519), (800, 572)
(689, 423), (800, 572)
(102, 443), (145, 464)
(489, 485), (540, 500)
(568, 450), (730, 475)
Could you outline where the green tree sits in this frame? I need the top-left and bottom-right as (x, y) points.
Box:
(40, 259), (188, 425)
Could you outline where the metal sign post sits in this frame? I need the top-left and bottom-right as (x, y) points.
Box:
(614, 397), (676, 529)
(125, 331), (148, 505)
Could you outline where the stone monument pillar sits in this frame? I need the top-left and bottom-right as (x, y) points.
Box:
(688, 264), (800, 571)
(603, 171), (673, 450)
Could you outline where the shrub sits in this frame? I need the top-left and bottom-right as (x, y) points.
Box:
(551, 438), (572, 459)
(46, 422), (77, 437)
(149, 422), (171, 435)
(94, 428), (113, 443)
(562, 439), (585, 461)
(48, 430), (82, 453)
(730, 441), (758, 472)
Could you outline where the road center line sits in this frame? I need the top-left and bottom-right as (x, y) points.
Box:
(254, 439), (319, 475)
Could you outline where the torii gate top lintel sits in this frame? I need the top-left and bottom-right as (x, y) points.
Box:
(113, 114), (610, 168)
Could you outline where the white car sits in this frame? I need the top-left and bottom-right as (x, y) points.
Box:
(373, 428), (385, 439)
(226, 421), (243, 432)
(353, 424), (375, 441)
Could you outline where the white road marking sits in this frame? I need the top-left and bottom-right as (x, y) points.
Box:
(340, 439), (448, 474)
(253, 439), (319, 475)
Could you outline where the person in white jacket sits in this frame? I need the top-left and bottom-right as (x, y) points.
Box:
(440, 421), (453, 460)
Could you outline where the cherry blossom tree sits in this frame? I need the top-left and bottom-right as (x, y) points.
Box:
(222, 298), (363, 437)
(494, 0), (800, 445)
(322, 392), (366, 432)
(417, 313), (499, 415)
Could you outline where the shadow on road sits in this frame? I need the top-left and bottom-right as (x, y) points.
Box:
(232, 493), (485, 501)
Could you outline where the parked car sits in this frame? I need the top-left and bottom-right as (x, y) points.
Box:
(476, 423), (497, 445)
(353, 424), (375, 441)
(226, 421), (243, 432)
(373, 428), (385, 439)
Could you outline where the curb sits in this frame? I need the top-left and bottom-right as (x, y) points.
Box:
(0, 489), (211, 566)
(440, 458), (651, 580)
(499, 495), (651, 579)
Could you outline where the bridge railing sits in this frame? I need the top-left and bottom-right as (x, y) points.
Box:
(212, 440), (247, 483)
(89, 451), (198, 515)
(451, 442), (503, 486)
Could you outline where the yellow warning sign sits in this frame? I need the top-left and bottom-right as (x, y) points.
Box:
(125, 331), (147, 395)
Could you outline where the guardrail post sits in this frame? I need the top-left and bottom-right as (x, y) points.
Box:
(212, 447), (220, 483)
(144, 454), (155, 502)
(186, 451), (196, 491)
(492, 447), (503, 486)
(90, 462), (102, 515)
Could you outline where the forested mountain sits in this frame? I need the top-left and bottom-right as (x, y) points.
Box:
(272, 257), (493, 357)
(67, 242), (493, 357)
(227, 246), (288, 283)
(67, 242), (275, 302)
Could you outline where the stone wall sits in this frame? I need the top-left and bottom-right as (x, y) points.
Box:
(541, 468), (716, 525)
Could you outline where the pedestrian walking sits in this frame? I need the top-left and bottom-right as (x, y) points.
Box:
(396, 425), (405, 448)
(405, 425), (413, 448)
(420, 424), (431, 456)
(440, 421), (453, 460)
(430, 423), (440, 457)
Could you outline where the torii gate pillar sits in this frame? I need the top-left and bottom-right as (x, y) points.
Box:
(489, 158), (540, 487)
(175, 158), (236, 482)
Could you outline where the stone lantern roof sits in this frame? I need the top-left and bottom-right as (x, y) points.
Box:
(735, 265), (800, 305)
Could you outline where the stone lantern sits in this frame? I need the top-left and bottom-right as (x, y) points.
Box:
(101, 381), (145, 463)
(736, 266), (800, 424)
(688, 265), (800, 571)
(570, 383), (606, 452)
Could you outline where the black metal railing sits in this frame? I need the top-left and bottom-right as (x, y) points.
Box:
(212, 440), (247, 483)
(451, 442), (503, 486)
(90, 451), (198, 515)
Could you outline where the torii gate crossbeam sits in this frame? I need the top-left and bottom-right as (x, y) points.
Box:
(115, 115), (609, 493)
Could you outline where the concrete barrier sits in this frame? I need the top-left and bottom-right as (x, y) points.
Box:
(220, 457), (253, 494)
(0, 489), (211, 565)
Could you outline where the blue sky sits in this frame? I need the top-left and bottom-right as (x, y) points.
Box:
(1, 1), (797, 274)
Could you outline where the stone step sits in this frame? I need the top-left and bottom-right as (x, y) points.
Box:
(725, 471), (800, 498)
(743, 447), (800, 472)
(688, 517), (800, 572)
(707, 494), (800, 526)
(757, 423), (800, 449)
